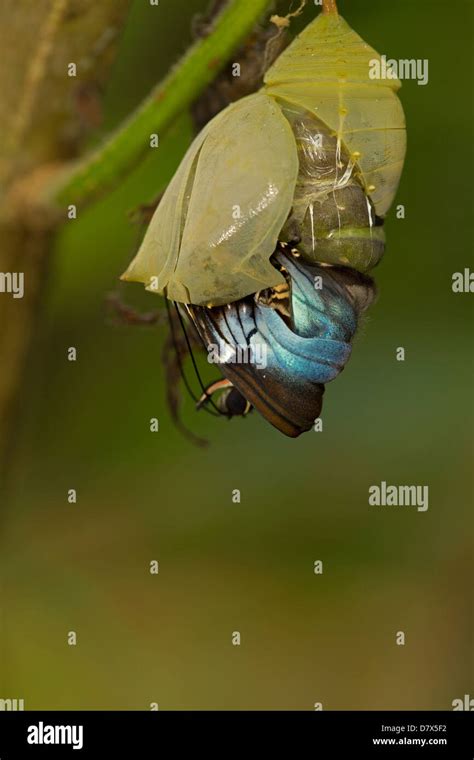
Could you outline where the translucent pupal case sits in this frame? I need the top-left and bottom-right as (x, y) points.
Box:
(264, 13), (406, 219)
(122, 12), (406, 307)
(277, 102), (386, 272)
(122, 92), (299, 306)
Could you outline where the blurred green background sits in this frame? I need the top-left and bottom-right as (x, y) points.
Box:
(1, 0), (472, 709)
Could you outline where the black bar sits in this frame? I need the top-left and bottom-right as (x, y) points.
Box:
(0, 710), (472, 757)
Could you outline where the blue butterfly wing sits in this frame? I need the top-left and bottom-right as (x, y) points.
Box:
(189, 251), (374, 437)
(190, 298), (326, 437)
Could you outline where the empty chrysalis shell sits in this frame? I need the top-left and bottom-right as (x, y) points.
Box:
(122, 12), (406, 307)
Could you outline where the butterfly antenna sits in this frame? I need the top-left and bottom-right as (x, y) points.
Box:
(172, 302), (225, 416)
(164, 299), (222, 417)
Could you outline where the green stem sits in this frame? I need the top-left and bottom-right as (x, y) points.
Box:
(50, 0), (273, 210)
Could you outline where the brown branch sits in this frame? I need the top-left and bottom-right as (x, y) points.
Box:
(1, 0), (68, 188)
(0, 0), (131, 478)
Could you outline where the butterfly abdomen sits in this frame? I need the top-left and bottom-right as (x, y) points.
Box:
(278, 105), (386, 273)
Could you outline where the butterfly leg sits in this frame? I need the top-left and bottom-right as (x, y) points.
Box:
(105, 292), (164, 327)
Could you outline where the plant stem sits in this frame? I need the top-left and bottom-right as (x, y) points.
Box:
(50, 0), (273, 211)
(323, 0), (338, 14)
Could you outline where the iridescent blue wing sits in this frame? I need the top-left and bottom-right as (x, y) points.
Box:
(189, 251), (375, 437)
(276, 250), (375, 340)
(190, 296), (326, 437)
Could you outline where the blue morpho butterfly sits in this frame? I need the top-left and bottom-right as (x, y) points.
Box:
(121, 10), (404, 439)
(184, 246), (375, 438)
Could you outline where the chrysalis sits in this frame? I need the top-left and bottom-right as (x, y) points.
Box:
(122, 9), (406, 437)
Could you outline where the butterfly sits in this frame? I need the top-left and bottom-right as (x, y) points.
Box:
(121, 9), (403, 439)
(185, 246), (375, 437)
